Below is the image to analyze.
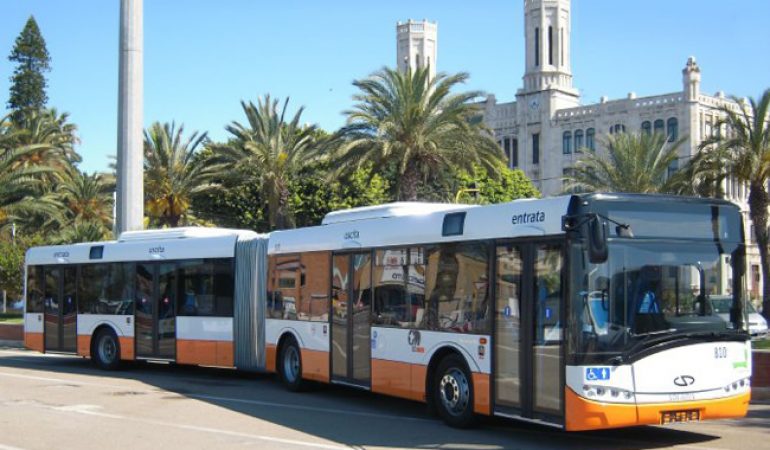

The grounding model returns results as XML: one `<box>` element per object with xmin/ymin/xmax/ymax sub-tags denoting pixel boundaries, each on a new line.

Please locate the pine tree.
<box><xmin>7</xmin><ymin>16</ymin><xmax>51</xmax><ymax>118</ymax></box>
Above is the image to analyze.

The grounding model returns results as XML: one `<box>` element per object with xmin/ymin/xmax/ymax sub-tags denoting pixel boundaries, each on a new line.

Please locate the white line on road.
<box><xmin>10</xmin><ymin>400</ymin><xmax>350</xmax><ymax>450</ymax></box>
<box><xmin>0</xmin><ymin>445</ymin><xmax>26</xmax><ymax>450</ymax></box>
<box><xmin>0</xmin><ymin>366</ymin><xmax>431</xmax><ymax>423</ymax></box>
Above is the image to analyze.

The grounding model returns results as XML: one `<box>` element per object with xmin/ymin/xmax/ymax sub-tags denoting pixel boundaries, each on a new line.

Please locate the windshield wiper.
<box><xmin>610</xmin><ymin>329</ymin><xmax>746</xmax><ymax>364</ymax></box>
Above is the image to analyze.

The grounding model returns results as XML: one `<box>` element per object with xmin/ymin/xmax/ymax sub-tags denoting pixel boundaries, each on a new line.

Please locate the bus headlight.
<box><xmin>582</xmin><ymin>385</ymin><xmax>635</xmax><ymax>403</ymax></box>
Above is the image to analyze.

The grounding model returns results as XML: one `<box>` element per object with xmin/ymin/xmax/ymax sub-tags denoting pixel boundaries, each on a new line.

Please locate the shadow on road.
<box><xmin>0</xmin><ymin>350</ymin><xmax>734</xmax><ymax>450</ymax></box>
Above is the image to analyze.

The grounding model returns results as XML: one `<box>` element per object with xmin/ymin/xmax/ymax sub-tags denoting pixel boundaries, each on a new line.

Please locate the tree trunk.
<box><xmin>399</xmin><ymin>162</ymin><xmax>421</xmax><ymax>201</ymax></box>
<box><xmin>748</xmin><ymin>184</ymin><xmax>770</xmax><ymax>321</ymax></box>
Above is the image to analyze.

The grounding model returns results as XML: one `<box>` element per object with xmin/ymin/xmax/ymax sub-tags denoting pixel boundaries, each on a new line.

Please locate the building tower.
<box><xmin>521</xmin><ymin>0</ymin><xmax>577</xmax><ymax>97</ymax></box>
<box><xmin>682</xmin><ymin>56</ymin><xmax>702</xmax><ymax>156</ymax></box>
<box><xmin>396</xmin><ymin>20</ymin><xmax>437</xmax><ymax>80</ymax></box>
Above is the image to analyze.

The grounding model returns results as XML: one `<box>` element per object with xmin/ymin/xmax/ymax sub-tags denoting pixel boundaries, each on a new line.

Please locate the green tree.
<box><xmin>454</xmin><ymin>163</ymin><xmax>540</xmax><ymax>204</ymax></box>
<box><xmin>144</xmin><ymin>122</ymin><xmax>221</xmax><ymax>228</ymax></box>
<box><xmin>9</xmin><ymin>108</ymin><xmax>80</xmax><ymax>174</ymax></box>
<box><xmin>56</xmin><ymin>166</ymin><xmax>114</xmax><ymax>236</ymax></box>
<box><xmin>0</xmin><ymin>235</ymin><xmax>41</xmax><ymax>301</ymax></box>
<box><xmin>7</xmin><ymin>16</ymin><xmax>51</xmax><ymax>119</ymax></box>
<box><xmin>564</xmin><ymin>132</ymin><xmax>686</xmax><ymax>194</ymax></box>
<box><xmin>214</xmin><ymin>96</ymin><xmax>321</xmax><ymax>230</ymax></box>
<box><xmin>0</xmin><ymin>145</ymin><xmax>57</xmax><ymax>234</ymax></box>
<box><xmin>333</xmin><ymin>66</ymin><xmax>505</xmax><ymax>201</ymax></box>
<box><xmin>694</xmin><ymin>90</ymin><xmax>770</xmax><ymax>319</ymax></box>
<box><xmin>289</xmin><ymin>162</ymin><xmax>390</xmax><ymax>228</ymax></box>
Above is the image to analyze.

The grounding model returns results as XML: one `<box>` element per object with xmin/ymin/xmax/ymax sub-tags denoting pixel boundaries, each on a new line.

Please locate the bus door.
<box><xmin>494</xmin><ymin>241</ymin><xmax>564</xmax><ymax>422</ymax></box>
<box><xmin>43</xmin><ymin>266</ymin><xmax>77</xmax><ymax>353</ymax></box>
<box><xmin>331</xmin><ymin>252</ymin><xmax>372</xmax><ymax>387</ymax></box>
<box><xmin>135</xmin><ymin>262</ymin><xmax>177</xmax><ymax>359</ymax></box>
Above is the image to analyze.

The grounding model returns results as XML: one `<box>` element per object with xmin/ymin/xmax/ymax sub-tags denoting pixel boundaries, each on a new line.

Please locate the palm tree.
<box><xmin>564</xmin><ymin>132</ymin><xmax>686</xmax><ymax>193</ymax></box>
<box><xmin>694</xmin><ymin>90</ymin><xmax>770</xmax><ymax>319</ymax></box>
<box><xmin>7</xmin><ymin>108</ymin><xmax>80</xmax><ymax>172</ymax></box>
<box><xmin>0</xmin><ymin>146</ymin><xmax>58</xmax><ymax>234</ymax></box>
<box><xmin>214</xmin><ymin>95</ymin><xmax>320</xmax><ymax>230</ymax></box>
<box><xmin>144</xmin><ymin>122</ymin><xmax>221</xmax><ymax>228</ymax></box>
<box><xmin>58</xmin><ymin>166</ymin><xmax>114</xmax><ymax>231</ymax></box>
<box><xmin>333</xmin><ymin>66</ymin><xmax>504</xmax><ymax>201</ymax></box>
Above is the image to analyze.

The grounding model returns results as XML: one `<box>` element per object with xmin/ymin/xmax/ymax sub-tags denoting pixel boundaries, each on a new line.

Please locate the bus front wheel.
<box><xmin>279</xmin><ymin>337</ymin><xmax>304</xmax><ymax>392</ymax></box>
<box><xmin>92</xmin><ymin>328</ymin><xmax>121</xmax><ymax>371</ymax></box>
<box><xmin>434</xmin><ymin>354</ymin><xmax>476</xmax><ymax>428</ymax></box>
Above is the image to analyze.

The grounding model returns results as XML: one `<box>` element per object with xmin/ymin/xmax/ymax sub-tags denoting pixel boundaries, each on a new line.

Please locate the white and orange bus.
<box><xmin>24</xmin><ymin>194</ymin><xmax>753</xmax><ymax>430</ymax></box>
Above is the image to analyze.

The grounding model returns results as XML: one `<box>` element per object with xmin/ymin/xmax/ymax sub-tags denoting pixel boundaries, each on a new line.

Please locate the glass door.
<box><xmin>494</xmin><ymin>245</ymin><xmax>523</xmax><ymax>409</ymax></box>
<box><xmin>43</xmin><ymin>267</ymin><xmax>60</xmax><ymax>351</ymax></box>
<box><xmin>61</xmin><ymin>267</ymin><xmax>77</xmax><ymax>352</ymax></box>
<box><xmin>331</xmin><ymin>252</ymin><xmax>372</xmax><ymax>386</ymax></box>
<box><xmin>135</xmin><ymin>262</ymin><xmax>177</xmax><ymax>359</ymax></box>
<box><xmin>494</xmin><ymin>241</ymin><xmax>564</xmax><ymax>420</ymax></box>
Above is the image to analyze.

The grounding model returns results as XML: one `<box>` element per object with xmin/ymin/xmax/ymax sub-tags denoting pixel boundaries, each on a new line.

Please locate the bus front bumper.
<box><xmin>564</xmin><ymin>387</ymin><xmax>751</xmax><ymax>431</ymax></box>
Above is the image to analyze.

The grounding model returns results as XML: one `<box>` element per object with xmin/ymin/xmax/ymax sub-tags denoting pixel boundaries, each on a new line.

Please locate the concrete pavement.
<box><xmin>0</xmin><ymin>348</ymin><xmax>767</xmax><ymax>450</ymax></box>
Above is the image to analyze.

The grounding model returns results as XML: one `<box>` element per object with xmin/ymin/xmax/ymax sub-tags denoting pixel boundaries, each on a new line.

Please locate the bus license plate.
<box><xmin>661</xmin><ymin>410</ymin><xmax>700</xmax><ymax>424</ymax></box>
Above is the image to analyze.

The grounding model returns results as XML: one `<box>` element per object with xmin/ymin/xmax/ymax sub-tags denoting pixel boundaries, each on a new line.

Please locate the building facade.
<box><xmin>400</xmin><ymin>0</ymin><xmax>762</xmax><ymax>300</ymax></box>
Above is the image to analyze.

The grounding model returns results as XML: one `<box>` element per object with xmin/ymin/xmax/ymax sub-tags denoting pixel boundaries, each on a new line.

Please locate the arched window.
<box><xmin>563</xmin><ymin>131</ymin><xmax>572</xmax><ymax>154</ymax></box>
<box><xmin>654</xmin><ymin>119</ymin><xmax>665</xmax><ymax>135</ymax></box>
<box><xmin>586</xmin><ymin>128</ymin><xmax>595</xmax><ymax>151</ymax></box>
<box><xmin>667</xmin><ymin>118</ymin><xmax>678</xmax><ymax>142</ymax></box>
<box><xmin>534</xmin><ymin>27</ymin><xmax>540</xmax><ymax>67</ymax></box>
<box><xmin>574</xmin><ymin>129</ymin><xmax>584</xmax><ymax>152</ymax></box>
<box><xmin>610</xmin><ymin>124</ymin><xmax>625</xmax><ymax>134</ymax></box>
<box><xmin>641</xmin><ymin>121</ymin><xmax>652</xmax><ymax>135</ymax></box>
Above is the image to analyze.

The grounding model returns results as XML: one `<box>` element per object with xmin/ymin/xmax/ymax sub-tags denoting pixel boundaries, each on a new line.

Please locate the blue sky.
<box><xmin>1</xmin><ymin>0</ymin><xmax>769</xmax><ymax>173</ymax></box>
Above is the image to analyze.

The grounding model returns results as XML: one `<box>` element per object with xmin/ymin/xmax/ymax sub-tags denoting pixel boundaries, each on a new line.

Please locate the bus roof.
<box><xmin>269</xmin><ymin>196</ymin><xmax>575</xmax><ymax>255</ymax></box>
<box><xmin>26</xmin><ymin>227</ymin><xmax>261</xmax><ymax>266</ymax></box>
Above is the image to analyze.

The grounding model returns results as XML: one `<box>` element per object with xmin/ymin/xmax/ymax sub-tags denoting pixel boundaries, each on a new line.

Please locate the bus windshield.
<box><xmin>571</xmin><ymin>240</ymin><xmax>746</xmax><ymax>364</ymax></box>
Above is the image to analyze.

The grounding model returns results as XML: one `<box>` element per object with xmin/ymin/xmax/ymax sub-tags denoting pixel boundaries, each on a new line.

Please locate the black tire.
<box><xmin>92</xmin><ymin>329</ymin><xmax>121</xmax><ymax>371</ymax></box>
<box><xmin>434</xmin><ymin>354</ymin><xmax>477</xmax><ymax>428</ymax></box>
<box><xmin>278</xmin><ymin>337</ymin><xmax>304</xmax><ymax>392</ymax></box>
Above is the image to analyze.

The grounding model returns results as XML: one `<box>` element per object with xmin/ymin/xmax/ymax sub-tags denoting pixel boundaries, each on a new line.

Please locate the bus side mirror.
<box><xmin>588</xmin><ymin>215</ymin><xmax>609</xmax><ymax>264</ymax></box>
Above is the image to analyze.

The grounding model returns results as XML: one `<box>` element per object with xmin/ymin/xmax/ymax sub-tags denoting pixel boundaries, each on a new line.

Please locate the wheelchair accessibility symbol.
<box><xmin>586</xmin><ymin>367</ymin><xmax>610</xmax><ymax>381</ymax></box>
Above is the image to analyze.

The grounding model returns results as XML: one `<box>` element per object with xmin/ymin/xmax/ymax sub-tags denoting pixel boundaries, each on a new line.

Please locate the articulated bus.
<box><xmin>23</xmin><ymin>194</ymin><xmax>752</xmax><ymax>430</ymax></box>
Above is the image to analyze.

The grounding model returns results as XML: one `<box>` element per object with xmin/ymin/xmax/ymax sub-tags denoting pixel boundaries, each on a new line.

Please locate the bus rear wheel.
<box><xmin>279</xmin><ymin>338</ymin><xmax>304</xmax><ymax>392</ymax></box>
<box><xmin>434</xmin><ymin>354</ymin><xmax>476</xmax><ymax>428</ymax></box>
<box><xmin>92</xmin><ymin>329</ymin><xmax>121</xmax><ymax>371</ymax></box>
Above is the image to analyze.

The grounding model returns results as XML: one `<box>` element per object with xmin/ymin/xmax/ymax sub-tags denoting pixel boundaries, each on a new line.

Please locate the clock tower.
<box><xmin>517</xmin><ymin>0</ymin><xmax>579</xmax><ymax>117</ymax></box>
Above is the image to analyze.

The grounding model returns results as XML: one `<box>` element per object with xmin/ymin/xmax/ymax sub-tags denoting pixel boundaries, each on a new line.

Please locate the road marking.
<box><xmin>0</xmin><ymin>444</ymin><xmax>26</xmax><ymax>450</ymax></box>
<box><xmin>189</xmin><ymin>393</ymin><xmax>433</xmax><ymax>423</ymax></box>
<box><xmin>12</xmin><ymin>400</ymin><xmax>350</xmax><ymax>450</ymax></box>
<box><xmin>0</xmin><ymin>367</ymin><xmax>431</xmax><ymax>424</ymax></box>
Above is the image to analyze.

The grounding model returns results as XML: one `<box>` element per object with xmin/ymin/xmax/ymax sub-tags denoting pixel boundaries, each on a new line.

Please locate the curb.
<box><xmin>0</xmin><ymin>339</ymin><xmax>23</xmax><ymax>348</ymax></box>
<box><xmin>752</xmin><ymin>387</ymin><xmax>770</xmax><ymax>402</ymax></box>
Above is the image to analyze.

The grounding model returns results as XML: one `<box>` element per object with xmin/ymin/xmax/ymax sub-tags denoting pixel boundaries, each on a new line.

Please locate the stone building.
<box><xmin>399</xmin><ymin>0</ymin><xmax>763</xmax><ymax>300</ymax></box>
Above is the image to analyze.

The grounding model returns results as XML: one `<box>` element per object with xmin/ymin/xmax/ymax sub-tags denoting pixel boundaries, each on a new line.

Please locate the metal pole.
<box><xmin>116</xmin><ymin>0</ymin><xmax>144</xmax><ymax>236</ymax></box>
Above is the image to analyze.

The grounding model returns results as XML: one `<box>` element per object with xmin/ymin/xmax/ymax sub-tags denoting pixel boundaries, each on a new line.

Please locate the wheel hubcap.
<box><xmin>284</xmin><ymin>346</ymin><xmax>300</xmax><ymax>383</ymax></box>
<box><xmin>439</xmin><ymin>368</ymin><xmax>470</xmax><ymax>416</ymax></box>
<box><xmin>99</xmin><ymin>337</ymin><xmax>116</xmax><ymax>363</ymax></box>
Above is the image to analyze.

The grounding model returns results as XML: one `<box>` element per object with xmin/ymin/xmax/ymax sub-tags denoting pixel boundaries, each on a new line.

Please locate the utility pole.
<box><xmin>116</xmin><ymin>0</ymin><xmax>144</xmax><ymax>236</ymax></box>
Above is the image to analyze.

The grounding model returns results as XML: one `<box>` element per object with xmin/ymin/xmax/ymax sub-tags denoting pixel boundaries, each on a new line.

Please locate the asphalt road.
<box><xmin>0</xmin><ymin>348</ymin><xmax>767</xmax><ymax>450</ymax></box>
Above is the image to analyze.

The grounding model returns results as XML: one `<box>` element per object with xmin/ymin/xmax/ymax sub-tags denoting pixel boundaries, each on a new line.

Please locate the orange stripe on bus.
<box><xmin>119</xmin><ymin>337</ymin><xmax>135</xmax><ymax>361</ymax></box>
<box><xmin>266</xmin><ymin>344</ymin><xmax>277</xmax><ymax>373</ymax></box>
<box><xmin>176</xmin><ymin>339</ymin><xmax>232</xmax><ymax>367</ymax></box>
<box><xmin>565</xmin><ymin>387</ymin><xmax>750</xmax><ymax>431</ymax></box>
<box><xmin>472</xmin><ymin>372</ymin><xmax>491</xmax><ymax>415</ymax></box>
<box><xmin>216</xmin><ymin>341</ymin><xmax>233</xmax><ymax>367</ymax></box>
<box><xmin>301</xmin><ymin>349</ymin><xmax>329</xmax><ymax>382</ymax></box>
<box><xmin>24</xmin><ymin>332</ymin><xmax>43</xmax><ymax>353</ymax></box>
<box><xmin>371</xmin><ymin>359</ymin><xmax>426</xmax><ymax>402</ymax></box>
<box><xmin>77</xmin><ymin>335</ymin><xmax>91</xmax><ymax>357</ymax></box>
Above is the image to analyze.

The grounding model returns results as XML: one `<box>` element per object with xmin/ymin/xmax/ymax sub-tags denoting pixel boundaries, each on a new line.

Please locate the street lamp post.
<box><xmin>116</xmin><ymin>0</ymin><xmax>144</xmax><ymax>236</ymax></box>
